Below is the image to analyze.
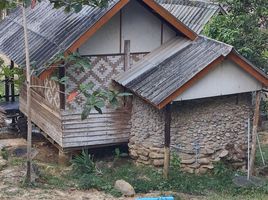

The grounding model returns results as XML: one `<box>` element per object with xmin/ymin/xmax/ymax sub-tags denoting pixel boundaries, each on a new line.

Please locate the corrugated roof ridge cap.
<box><xmin>115</xmin><ymin>36</ymin><xmax>191</xmax><ymax>85</ymax></box>
<box><xmin>199</xmin><ymin>35</ymin><xmax>233</xmax><ymax>56</ymax></box>
<box><xmin>156</xmin><ymin>0</ymin><xmax>221</xmax><ymax>9</ymax></box>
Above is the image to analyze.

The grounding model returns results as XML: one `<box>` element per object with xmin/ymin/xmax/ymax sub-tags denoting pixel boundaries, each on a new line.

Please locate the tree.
<box><xmin>0</xmin><ymin>0</ymin><xmax>108</xmax><ymax>12</ymax></box>
<box><xmin>203</xmin><ymin>0</ymin><xmax>268</xmax><ymax>72</ymax></box>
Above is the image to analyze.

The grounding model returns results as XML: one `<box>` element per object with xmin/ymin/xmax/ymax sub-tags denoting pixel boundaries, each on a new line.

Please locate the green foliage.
<box><xmin>71</xmin><ymin>150</ymin><xmax>95</xmax><ymax>175</ymax></box>
<box><xmin>79</xmin><ymin>85</ymin><xmax>132</xmax><ymax>120</ymax></box>
<box><xmin>213</xmin><ymin>161</ymin><xmax>231</xmax><ymax>177</ymax></box>
<box><xmin>260</xmin><ymin>99</ymin><xmax>268</xmax><ymax>116</ymax></box>
<box><xmin>114</xmin><ymin>148</ymin><xmax>120</xmax><ymax>159</ymax></box>
<box><xmin>204</xmin><ymin>0</ymin><xmax>268</xmax><ymax>72</ymax></box>
<box><xmin>77</xmin><ymin>174</ymin><xmax>122</xmax><ymax>197</ymax></box>
<box><xmin>1</xmin><ymin>147</ymin><xmax>8</xmax><ymax>160</ymax></box>
<box><xmin>170</xmin><ymin>152</ymin><xmax>181</xmax><ymax>171</ymax></box>
<box><xmin>49</xmin><ymin>0</ymin><xmax>108</xmax><ymax>12</ymax></box>
<box><xmin>70</xmin><ymin>158</ymin><xmax>268</xmax><ymax>197</ymax></box>
<box><xmin>0</xmin><ymin>58</ymin><xmax>24</xmax><ymax>98</ymax></box>
<box><xmin>0</xmin><ymin>0</ymin><xmax>108</xmax><ymax>11</ymax></box>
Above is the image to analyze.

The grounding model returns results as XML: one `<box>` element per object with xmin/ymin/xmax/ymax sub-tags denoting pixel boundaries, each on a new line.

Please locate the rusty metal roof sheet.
<box><xmin>155</xmin><ymin>0</ymin><xmax>223</xmax><ymax>34</ymax></box>
<box><xmin>0</xmin><ymin>0</ymin><xmax>120</xmax><ymax>75</ymax></box>
<box><xmin>115</xmin><ymin>36</ymin><xmax>233</xmax><ymax>107</ymax></box>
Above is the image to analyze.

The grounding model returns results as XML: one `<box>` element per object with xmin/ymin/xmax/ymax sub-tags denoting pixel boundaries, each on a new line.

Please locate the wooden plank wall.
<box><xmin>61</xmin><ymin>108</ymin><xmax>131</xmax><ymax>148</ymax></box>
<box><xmin>20</xmin><ymin>83</ymin><xmax>63</xmax><ymax>146</ymax></box>
<box><xmin>62</xmin><ymin>53</ymin><xmax>146</xmax><ymax>148</ymax></box>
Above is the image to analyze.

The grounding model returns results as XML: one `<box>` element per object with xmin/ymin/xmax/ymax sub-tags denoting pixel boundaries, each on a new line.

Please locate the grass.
<box><xmin>256</xmin><ymin>144</ymin><xmax>268</xmax><ymax>167</ymax></box>
<box><xmin>7</xmin><ymin>150</ymin><xmax>268</xmax><ymax>199</ymax></box>
<box><xmin>66</xmin><ymin>157</ymin><xmax>268</xmax><ymax>198</ymax></box>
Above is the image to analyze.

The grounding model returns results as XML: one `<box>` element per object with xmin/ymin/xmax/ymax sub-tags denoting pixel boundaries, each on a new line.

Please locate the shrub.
<box><xmin>71</xmin><ymin>150</ymin><xmax>95</xmax><ymax>175</ymax></box>
<box><xmin>170</xmin><ymin>152</ymin><xmax>181</xmax><ymax>171</ymax></box>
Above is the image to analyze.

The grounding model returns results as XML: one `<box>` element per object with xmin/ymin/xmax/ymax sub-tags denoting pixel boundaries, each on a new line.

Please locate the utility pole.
<box><xmin>22</xmin><ymin>4</ymin><xmax>32</xmax><ymax>183</ymax></box>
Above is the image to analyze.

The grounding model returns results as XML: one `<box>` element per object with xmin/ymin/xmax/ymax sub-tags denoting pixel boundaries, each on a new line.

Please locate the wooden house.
<box><xmin>0</xmin><ymin>0</ymin><xmax>266</xmax><ymax>170</ymax></box>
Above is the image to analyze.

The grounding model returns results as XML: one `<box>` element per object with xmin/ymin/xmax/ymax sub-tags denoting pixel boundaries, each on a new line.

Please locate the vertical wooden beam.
<box><xmin>59</xmin><ymin>67</ymin><xmax>65</xmax><ymax>110</ymax></box>
<box><xmin>249</xmin><ymin>91</ymin><xmax>261</xmax><ymax>176</ymax></box>
<box><xmin>124</xmin><ymin>40</ymin><xmax>130</xmax><ymax>71</ymax></box>
<box><xmin>22</xmin><ymin>4</ymin><xmax>33</xmax><ymax>183</ymax></box>
<box><xmin>10</xmin><ymin>60</ymin><xmax>15</xmax><ymax>102</ymax></box>
<box><xmin>119</xmin><ymin>10</ymin><xmax>122</xmax><ymax>53</ymax></box>
<box><xmin>161</xmin><ymin>21</ymin><xmax>164</xmax><ymax>45</ymax></box>
<box><xmin>123</xmin><ymin>40</ymin><xmax>131</xmax><ymax>107</ymax></box>
<box><xmin>4</xmin><ymin>68</ymin><xmax>9</xmax><ymax>102</ymax></box>
<box><xmin>163</xmin><ymin>103</ymin><xmax>171</xmax><ymax>179</ymax></box>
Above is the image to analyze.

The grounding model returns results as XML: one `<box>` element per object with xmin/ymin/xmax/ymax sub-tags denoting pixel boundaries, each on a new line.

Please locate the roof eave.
<box><xmin>156</xmin><ymin>55</ymin><xmax>226</xmax><ymax>109</ymax></box>
<box><xmin>156</xmin><ymin>50</ymin><xmax>268</xmax><ymax>109</ymax></box>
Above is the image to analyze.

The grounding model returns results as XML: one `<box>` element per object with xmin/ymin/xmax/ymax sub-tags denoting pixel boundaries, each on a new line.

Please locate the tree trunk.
<box><xmin>249</xmin><ymin>91</ymin><xmax>261</xmax><ymax>177</ymax></box>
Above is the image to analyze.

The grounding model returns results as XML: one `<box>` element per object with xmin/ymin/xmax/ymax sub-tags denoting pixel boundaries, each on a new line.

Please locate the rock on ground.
<box><xmin>114</xmin><ymin>180</ymin><xmax>135</xmax><ymax>197</ymax></box>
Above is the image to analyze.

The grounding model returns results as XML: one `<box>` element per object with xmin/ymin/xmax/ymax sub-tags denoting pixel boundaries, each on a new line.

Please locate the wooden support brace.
<box><xmin>124</xmin><ymin>40</ymin><xmax>130</xmax><ymax>71</ymax></box>
<box><xmin>249</xmin><ymin>91</ymin><xmax>261</xmax><ymax>176</ymax></box>
<box><xmin>163</xmin><ymin>103</ymin><xmax>171</xmax><ymax>179</ymax></box>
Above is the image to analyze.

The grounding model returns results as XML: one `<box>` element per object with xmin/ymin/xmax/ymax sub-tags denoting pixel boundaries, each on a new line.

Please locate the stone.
<box><xmin>140</xmin><ymin>149</ymin><xmax>149</xmax><ymax>157</ymax></box>
<box><xmin>139</xmin><ymin>155</ymin><xmax>149</xmax><ymax>161</ymax></box>
<box><xmin>129</xmin><ymin>150</ymin><xmax>138</xmax><ymax>159</ymax></box>
<box><xmin>129</xmin><ymin>94</ymin><xmax>251</xmax><ymax>172</ymax></box>
<box><xmin>198</xmin><ymin>158</ymin><xmax>210</xmax><ymax>164</ymax></box>
<box><xmin>137</xmin><ymin>159</ymin><xmax>151</xmax><ymax>165</ymax></box>
<box><xmin>184</xmin><ymin>167</ymin><xmax>194</xmax><ymax>174</ymax></box>
<box><xmin>114</xmin><ymin>180</ymin><xmax>135</xmax><ymax>197</ymax></box>
<box><xmin>202</xmin><ymin>164</ymin><xmax>214</xmax><ymax>169</ymax></box>
<box><xmin>149</xmin><ymin>152</ymin><xmax>164</xmax><ymax>159</ymax></box>
<box><xmin>204</xmin><ymin>148</ymin><xmax>215</xmax><ymax>155</ymax></box>
<box><xmin>179</xmin><ymin>153</ymin><xmax>193</xmax><ymax>160</ymax></box>
<box><xmin>219</xmin><ymin>150</ymin><xmax>229</xmax><ymax>158</ymax></box>
<box><xmin>199</xmin><ymin>167</ymin><xmax>208</xmax><ymax>174</ymax></box>
<box><xmin>153</xmin><ymin>159</ymin><xmax>164</xmax><ymax>166</ymax></box>
<box><xmin>181</xmin><ymin>159</ymin><xmax>195</xmax><ymax>164</ymax></box>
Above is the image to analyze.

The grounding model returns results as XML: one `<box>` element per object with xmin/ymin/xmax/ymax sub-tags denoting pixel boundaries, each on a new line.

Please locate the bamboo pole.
<box><xmin>22</xmin><ymin>4</ymin><xmax>32</xmax><ymax>183</ymax></box>
<box><xmin>163</xmin><ymin>103</ymin><xmax>171</xmax><ymax>179</ymax></box>
<box><xmin>249</xmin><ymin>91</ymin><xmax>261</xmax><ymax>177</ymax></box>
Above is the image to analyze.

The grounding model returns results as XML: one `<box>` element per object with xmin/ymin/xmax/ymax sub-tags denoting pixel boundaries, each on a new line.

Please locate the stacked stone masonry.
<box><xmin>129</xmin><ymin>93</ymin><xmax>253</xmax><ymax>174</ymax></box>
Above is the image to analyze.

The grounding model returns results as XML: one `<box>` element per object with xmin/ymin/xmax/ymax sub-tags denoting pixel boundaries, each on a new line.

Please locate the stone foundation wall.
<box><xmin>129</xmin><ymin>93</ymin><xmax>252</xmax><ymax>173</ymax></box>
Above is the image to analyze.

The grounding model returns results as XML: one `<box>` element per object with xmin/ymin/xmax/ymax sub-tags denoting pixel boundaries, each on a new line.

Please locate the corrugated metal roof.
<box><xmin>155</xmin><ymin>0</ymin><xmax>223</xmax><ymax>34</ymax></box>
<box><xmin>0</xmin><ymin>0</ymin><xmax>120</xmax><ymax>75</ymax></box>
<box><xmin>115</xmin><ymin>36</ymin><xmax>233</xmax><ymax>106</ymax></box>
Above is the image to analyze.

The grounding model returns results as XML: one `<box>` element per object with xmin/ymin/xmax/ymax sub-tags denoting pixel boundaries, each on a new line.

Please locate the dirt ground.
<box><xmin>0</xmin><ymin>128</ymin><xmax>204</xmax><ymax>200</ymax></box>
<box><xmin>1</xmin><ymin>128</ymin><xmax>268</xmax><ymax>200</ymax></box>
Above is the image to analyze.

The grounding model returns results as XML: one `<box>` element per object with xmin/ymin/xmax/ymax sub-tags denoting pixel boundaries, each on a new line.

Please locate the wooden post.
<box><xmin>59</xmin><ymin>66</ymin><xmax>65</xmax><ymax>110</ymax></box>
<box><xmin>123</xmin><ymin>40</ymin><xmax>131</xmax><ymax>107</ymax></box>
<box><xmin>249</xmin><ymin>91</ymin><xmax>261</xmax><ymax>177</ymax></box>
<box><xmin>163</xmin><ymin>103</ymin><xmax>171</xmax><ymax>179</ymax></box>
<box><xmin>22</xmin><ymin>5</ymin><xmax>33</xmax><ymax>183</ymax></box>
<box><xmin>4</xmin><ymin>71</ymin><xmax>9</xmax><ymax>102</ymax></box>
<box><xmin>124</xmin><ymin>40</ymin><xmax>130</xmax><ymax>71</ymax></box>
<box><xmin>10</xmin><ymin>60</ymin><xmax>15</xmax><ymax>102</ymax></box>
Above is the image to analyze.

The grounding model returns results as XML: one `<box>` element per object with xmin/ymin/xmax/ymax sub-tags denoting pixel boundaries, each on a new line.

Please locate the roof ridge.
<box><xmin>156</xmin><ymin>0</ymin><xmax>221</xmax><ymax>8</ymax></box>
